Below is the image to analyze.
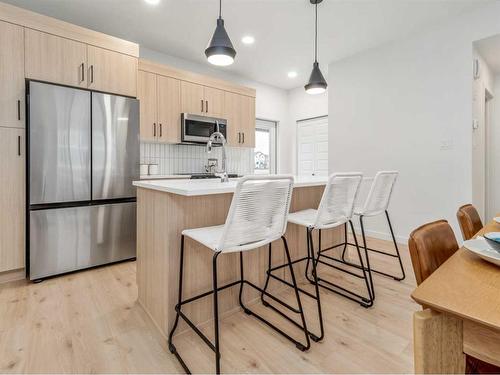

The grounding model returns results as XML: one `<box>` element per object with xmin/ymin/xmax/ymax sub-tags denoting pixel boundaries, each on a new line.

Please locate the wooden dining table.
<box><xmin>411</xmin><ymin>218</ymin><xmax>500</xmax><ymax>373</ymax></box>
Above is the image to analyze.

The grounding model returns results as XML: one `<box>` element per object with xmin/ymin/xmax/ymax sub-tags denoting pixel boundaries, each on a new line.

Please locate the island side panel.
<box><xmin>137</xmin><ymin>185</ymin><xmax>343</xmax><ymax>338</ymax></box>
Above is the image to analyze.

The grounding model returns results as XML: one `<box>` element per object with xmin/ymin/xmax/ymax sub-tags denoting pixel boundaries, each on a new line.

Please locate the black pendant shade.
<box><xmin>305</xmin><ymin>0</ymin><xmax>327</xmax><ymax>94</ymax></box>
<box><xmin>205</xmin><ymin>1</ymin><xmax>236</xmax><ymax>66</ymax></box>
<box><xmin>305</xmin><ymin>62</ymin><xmax>327</xmax><ymax>94</ymax></box>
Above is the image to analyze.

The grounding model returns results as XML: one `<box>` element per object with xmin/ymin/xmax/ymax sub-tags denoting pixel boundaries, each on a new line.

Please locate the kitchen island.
<box><xmin>133</xmin><ymin>176</ymin><xmax>343</xmax><ymax>338</ymax></box>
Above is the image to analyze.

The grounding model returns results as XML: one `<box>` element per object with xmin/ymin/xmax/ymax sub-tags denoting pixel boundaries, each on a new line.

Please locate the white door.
<box><xmin>297</xmin><ymin>116</ymin><xmax>328</xmax><ymax>176</ymax></box>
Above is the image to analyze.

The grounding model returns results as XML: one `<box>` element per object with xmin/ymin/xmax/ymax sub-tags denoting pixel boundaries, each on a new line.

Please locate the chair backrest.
<box><xmin>218</xmin><ymin>175</ymin><xmax>294</xmax><ymax>253</ymax></box>
<box><xmin>456</xmin><ymin>204</ymin><xmax>483</xmax><ymax>241</ymax></box>
<box><xmin>314</xmin><ymin>173</ymin><xmax>363</xmax><ymax>229</ymax></box>
<box><xmin>360</xmin><ymin>171</ymin><xmax>398</xmax><ymax>216</ymax></box>
<box><xmin>408</xmin><ymin>219</ymin><xmax>459</xmax><ymax>285</ymax></box>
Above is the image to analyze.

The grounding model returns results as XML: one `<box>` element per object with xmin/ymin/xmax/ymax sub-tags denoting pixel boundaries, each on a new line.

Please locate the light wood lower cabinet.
<box><xmin>0</xmin><ymin>127</ymin><xmax>25</xmax><ymax>273</ymax></box>
<box><xmin>25</xmin><ymin>28</ymin><xmax>87</xmax><ymax>88</ymax></box>
<box><xmin>0</xmin><ymin>21</ymin><xmax>25</xmax><ymax>128</ymax></box>
<box><xmin>87</xmin><ymin>45</ymin><xmax>137</xmax><ymax>97</ymax></box>
<box><xmin>224</xmin><ymin>91</ymin><xmax>256</xmax><ymax>147</ymax></box>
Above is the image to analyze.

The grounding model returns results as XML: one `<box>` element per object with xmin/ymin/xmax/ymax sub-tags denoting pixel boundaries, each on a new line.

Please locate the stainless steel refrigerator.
<box><xmin>27</xmin><ymin>81</ymin><xmax>139</xmax><ymax>280</ymax></box>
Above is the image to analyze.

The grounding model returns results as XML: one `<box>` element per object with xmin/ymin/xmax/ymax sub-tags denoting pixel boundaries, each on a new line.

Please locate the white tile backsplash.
<box><xmin>140</xmin><ymin>142</ymin><xmax>254</xmax><ymax>176</ymax></box>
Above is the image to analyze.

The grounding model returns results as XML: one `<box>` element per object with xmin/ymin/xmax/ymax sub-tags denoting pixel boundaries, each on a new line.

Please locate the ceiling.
<box><xmin>3</xmin><ymin>0</ymin><xmax>491</xmax><ymax>90</ymax></box>
<box><xmin>475</xmin><ymin>34</ymin><xmax>500</xmax><ymax>74</ymax></box>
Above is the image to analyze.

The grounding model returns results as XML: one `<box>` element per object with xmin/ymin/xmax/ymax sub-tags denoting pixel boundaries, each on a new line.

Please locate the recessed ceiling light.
<box><xmin>241</xmin><ymin>36</ymin><xmax>255</xmax><ymax>45</ymax></box>
<box><xmin>144</xmin><ymin>0</ymin><xmax>160</xmax><ymax>5</ymax></box>
<box><xmin>288</xmin><ymin>71</ymin><xmax>298</xmax><ymax>78</ymax></box>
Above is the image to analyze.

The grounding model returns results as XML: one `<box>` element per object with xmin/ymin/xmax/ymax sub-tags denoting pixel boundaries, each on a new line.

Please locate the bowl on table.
<box><xmin>463</xmin><ymin>234</ymin><xmax>500</xmax><ymax>267</ymax></box>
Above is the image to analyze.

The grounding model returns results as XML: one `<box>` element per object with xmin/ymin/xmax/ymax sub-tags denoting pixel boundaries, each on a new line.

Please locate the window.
<box><xmin>254</xmin><ymin>119</ymin><xmax>277</xmax><ymax>174</ymax></box>
<box><xmin>297</xmin><ymin>116</ymin><xmax>328</xmax><ymax>176</ymax></box>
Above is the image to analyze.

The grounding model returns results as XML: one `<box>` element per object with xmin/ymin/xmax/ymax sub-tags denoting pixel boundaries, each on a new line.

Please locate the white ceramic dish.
<box><xmin>494</xmin><ymin>217</ymin><xmax>500</xmax><ymax>224</ymax></box>
<box><xmin>463</xmin><ymin>237</ymin><xmax>500</xmax><ymax>267</ymax></box>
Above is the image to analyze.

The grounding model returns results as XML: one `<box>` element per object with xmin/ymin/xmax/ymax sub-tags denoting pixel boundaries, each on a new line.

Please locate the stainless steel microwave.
<box><xmin>181</xmin><ymin>113</ymin><xmax>227</xmax><ymax>144</ymax></box>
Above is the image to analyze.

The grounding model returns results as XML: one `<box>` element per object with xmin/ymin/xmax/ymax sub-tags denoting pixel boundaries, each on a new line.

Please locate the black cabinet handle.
<box><xmin>238</xmin><ymin>132</ymin><xmax>241</xmax><ymax>143</ymax></box>
<box><xmin>80</xmin><ymin>63</ymin><xmax>85</xmax><ymax>82</ymax></box>
<box><xmin>17</xmin><ymin>136</ymin><xmax>21</xmax><ymax>156</ymax></box>
<box><xmin>153</xmin><ymin>123</ymin><xmax>156</xmax><ymax>137</ymax></box>
<box><xmin>206</xmin><ymin>100</ymin><xmax>208</xmax><ymax>113</ymax></box>
<box><xmin>159</xmin><ymin>123</ymin><xmax>162</xmax><ymax>137</ymax></box>
<box><xmin>90</xmin><ymin>65</ymin><xmax>94</xmax><ymax>84</ymax></box>
<box><xmin>17</xmin><ymin>100</ymin><xmax>21</xmax><ymax>121</ymax></box>
<box><xmin>201</xmin><ymin>99</ymin><xmax>204</xmax><ymax>113</ymax></box>
<box><xmin>242</xmin><ymin>132</ymin><xmax>245</xmax><ymax>144</ymax></box>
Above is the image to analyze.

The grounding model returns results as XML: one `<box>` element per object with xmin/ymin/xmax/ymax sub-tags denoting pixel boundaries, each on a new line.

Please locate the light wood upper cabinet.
<box><xmin>224</xmin><ymin>92</ymin><xmax>255</xmax><ymax>148</ymax></box>
<box><xmin>138</xmin><ymin>70</ymin><xmax>157</xmax><ymax>142</ymax></box>
<box><xmin>25</xmin><ymin>28</ymin><xmax>87</xmax><ymax>88</ymax></box>
<box><xmin>0</xmin><ymin>21</ymin><xmax>24</xmax><ymax>128</ymax></box>
<box><xmin>204</xmin><ymin>86</ymin><xmax>224</xmax><ymax>117</ymax></box>
<box><xmin>0</xmin><ymin>127</ymin><xmax>25</xmax><ymax>273</ymax></box>
<box><xmin>157</xmin><ymin>75</ymin><xmax>181</xmax><ymax>143</ymax></box>
<box><xmin>181</xmin><ymin>81</ymin><xmax>205</xmax><ymax>115</ymax></box>
<box><xmin>25</xmin><ymin>29</ymin><xmax>138</xmax><ymax>97</ymax></box>
<box><xmin>87</xmin><ymin>45</ymin><xmax>137</xmax><ymax>97</ymax></box>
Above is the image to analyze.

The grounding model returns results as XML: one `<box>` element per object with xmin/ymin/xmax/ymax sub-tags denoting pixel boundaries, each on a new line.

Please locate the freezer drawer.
<box><xmin>29</xmin><ymin>81</ymin><xmax>91</xmax><ymax>205</ymax></box>
<box><xmin>29</xmin><ymin>202</ymin><xmax>136</xmax><ymax>280</ymax></box>
<box><xmin>92</xmin><ymin>93</ymin><xmax>139</xmax><ymax>200</ymax></box>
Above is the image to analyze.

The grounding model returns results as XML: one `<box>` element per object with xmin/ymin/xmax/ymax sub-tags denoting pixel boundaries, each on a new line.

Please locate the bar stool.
<box><xmin>168</xmin><ymin>176</ymin><xmax>311</xmax><ymax>374</ymax></box>
<box><xmin>262</xmin><ymin>173</ymin><xmax>373</xmax><ymax>338</ymax></box>
<box><xmin>340</xmin><ymin>170</ymin><xmax>404</xmax><ymax>301</ymax></box>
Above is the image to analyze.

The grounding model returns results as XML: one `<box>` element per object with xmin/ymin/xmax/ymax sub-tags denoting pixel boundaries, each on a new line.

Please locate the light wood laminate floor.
<box><xmin>0</xmin><ymin>236</ymin><xmax>419</xmax><ymax>373</ymax></box>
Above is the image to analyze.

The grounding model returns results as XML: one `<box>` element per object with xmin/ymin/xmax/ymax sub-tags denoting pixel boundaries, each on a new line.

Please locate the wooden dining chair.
<box><xmin>409</xmin><ymin>219</ymin><xmax>499</xmax><ymax>374</ymax></box>
<box><xmin>407</xmin><ymin>219</ymin><xmax>458</xmax><ymax>285</ymax></box>
<box><xmin>456</xmin><ymin>204</ymin><xmax>483</xmax><ymax>241</ymax></box>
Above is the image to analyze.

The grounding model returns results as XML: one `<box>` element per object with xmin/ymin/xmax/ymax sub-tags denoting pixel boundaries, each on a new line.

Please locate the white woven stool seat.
<box><xmin>182</xmin><ymin>225</ymin><xmax>225</xmax><ymax>252</ymax></box>
<box><xmin>287</xmin><ymin>209</ymin><xmax>318</xmax><ymax>228</ymax></box>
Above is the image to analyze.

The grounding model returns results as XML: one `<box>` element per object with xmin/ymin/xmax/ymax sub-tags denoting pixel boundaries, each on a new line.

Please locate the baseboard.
<box><xmin>0</xmin><ymin>268</ymin><xmax>26</xmax><ymax>284</ymax></box>
<box><xmin>350</xmin><ymin>226</ymin><xmax>408</xmax><ymax>245</ymax></box>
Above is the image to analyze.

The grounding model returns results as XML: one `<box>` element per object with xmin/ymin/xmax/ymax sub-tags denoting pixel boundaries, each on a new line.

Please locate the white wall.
<box><xmin>284</xmin><ymin>87</ymin><xmax>329</xmax><ymax>174</ymax></box>
<box><xmin>487</xmin><ymin>75</ymin><xmax>500</xmax><ymax>220</ymax></box>
<box><xmin>328</xmin><ymin>1</ymin><xmax>500</xmax><ymax>243</ymax></box>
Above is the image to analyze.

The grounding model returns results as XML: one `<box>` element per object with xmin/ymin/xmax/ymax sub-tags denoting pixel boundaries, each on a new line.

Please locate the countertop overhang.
<box><xmin>133</xmin><ymin>175</ymin><xmax>328</xmax><ymax>196</ymax></box>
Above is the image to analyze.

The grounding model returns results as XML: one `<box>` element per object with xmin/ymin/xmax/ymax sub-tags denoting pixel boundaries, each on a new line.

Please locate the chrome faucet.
<box><xmin>207</xmin><ymin>124</ymin><xmax>229</xmax><ymax>183</ymax></box>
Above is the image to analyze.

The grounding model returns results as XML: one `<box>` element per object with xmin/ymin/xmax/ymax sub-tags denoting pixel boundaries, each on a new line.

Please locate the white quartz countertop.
<box><xmin>133</xmin><ymin>175</ymin><xmax>328</xmax><ymax>196</ymax></box>
<box><xmin>139</xmin><ymin>174</ymin><xmax>191</xmax><ymax>180</ymax></box>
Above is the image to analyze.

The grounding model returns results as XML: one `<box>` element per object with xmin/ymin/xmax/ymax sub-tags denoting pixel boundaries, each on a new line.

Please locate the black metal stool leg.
<box><xmin>359</xmin><ymin>215</ymin><xmax>375</xmax><ymax>300</ymax></box>
<box><xmin>348</xmin><ymin>220</ymin><xmax>373</xmax><ymax>306</ymax></box>
<box><xmin>307</xmin><ymin>228</ymin><xmax>325</xmax><ymax>341</ymax></box>
<box><xmin>385</xmin><ymin>210</ymin><xmax>406</xmax><ymax>281</ymax></box>
<box><xmin>341</xmin><ymin>222</ymin><xmax>348</xmax><ymax>261</ymax></box>
<box><xmin>212</xmin><ymin>252</ymin><xmax>221</xmax><ymax>374</ymax></box>
<box><xmin>168</xmin><ymin>235</ymin><xmax>191</xmax><ymax>374</ymax></box>
<box><xmin>260</xmin><ymin>243</ymin><xmax>273</xmax><ymax>306</ymax></box>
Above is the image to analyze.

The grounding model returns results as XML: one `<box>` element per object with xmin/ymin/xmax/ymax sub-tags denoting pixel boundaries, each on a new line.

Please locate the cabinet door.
<box><xmin>0</xmin><ymin>22</ymin><xmax>24</xmax><ymax>128</ymax></box>
<box><xmin>87</xmin><ymin>45</ymin><xmax>138</xmax><ymax>97</ymax></box>
<box><xmin>138</xmin><ymin>70</ymin><xmax>157</xmax><ymax>142</ymax></box>
<box><xmin>241</xmin><ymin>95</ymin><xmax>256</xmax><ymax>147</ymax></box>
<box><xmin>224</xmin><ymin>91</ymin><xmax>243</xmax><ymax>147</ymax></box>
<box><xmin>0</xmin><ymin>127</ymin><xmax>25</xmax><ymax>272</ymax></box>
<box><xmin>25</xmin><ymin>29</ymin><xmax>87</xmax><ymax>88</ymax></box>
<box><xmin>204</xmin><ymin>86</ymin><xmax>224</xmax><ymax>117</ymax></box>
<box><xmin>157</xmin><ymin>75</ymin><xmax>181</xmax><ymax>143</ymax></box>
<box><xmin>181</xmin><ymin>81</ymin><xmax>205</xmax><ymax>115</ymax></box>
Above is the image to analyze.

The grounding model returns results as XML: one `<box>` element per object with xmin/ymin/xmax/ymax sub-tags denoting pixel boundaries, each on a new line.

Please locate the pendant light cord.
<box><xmin>219</xmin><ymin>0</ymin><xmax>222</xmax><ymax>19</ymax></box>
<box><xmin>315</xmin><ymin>1</ymin><xmax>318</xmax><ymax>63</ymax></box>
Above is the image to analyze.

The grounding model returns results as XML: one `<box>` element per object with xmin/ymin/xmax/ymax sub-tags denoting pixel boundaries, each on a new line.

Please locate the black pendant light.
<box><xmin>205</xmin><ymin>0</ymin><xmax>236</xmax><ymax>66</ymax></box>
<box><xmin>305</xmin><ymin>0</ymin><xmax>327</xmax><ymax>94</ymax></box>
